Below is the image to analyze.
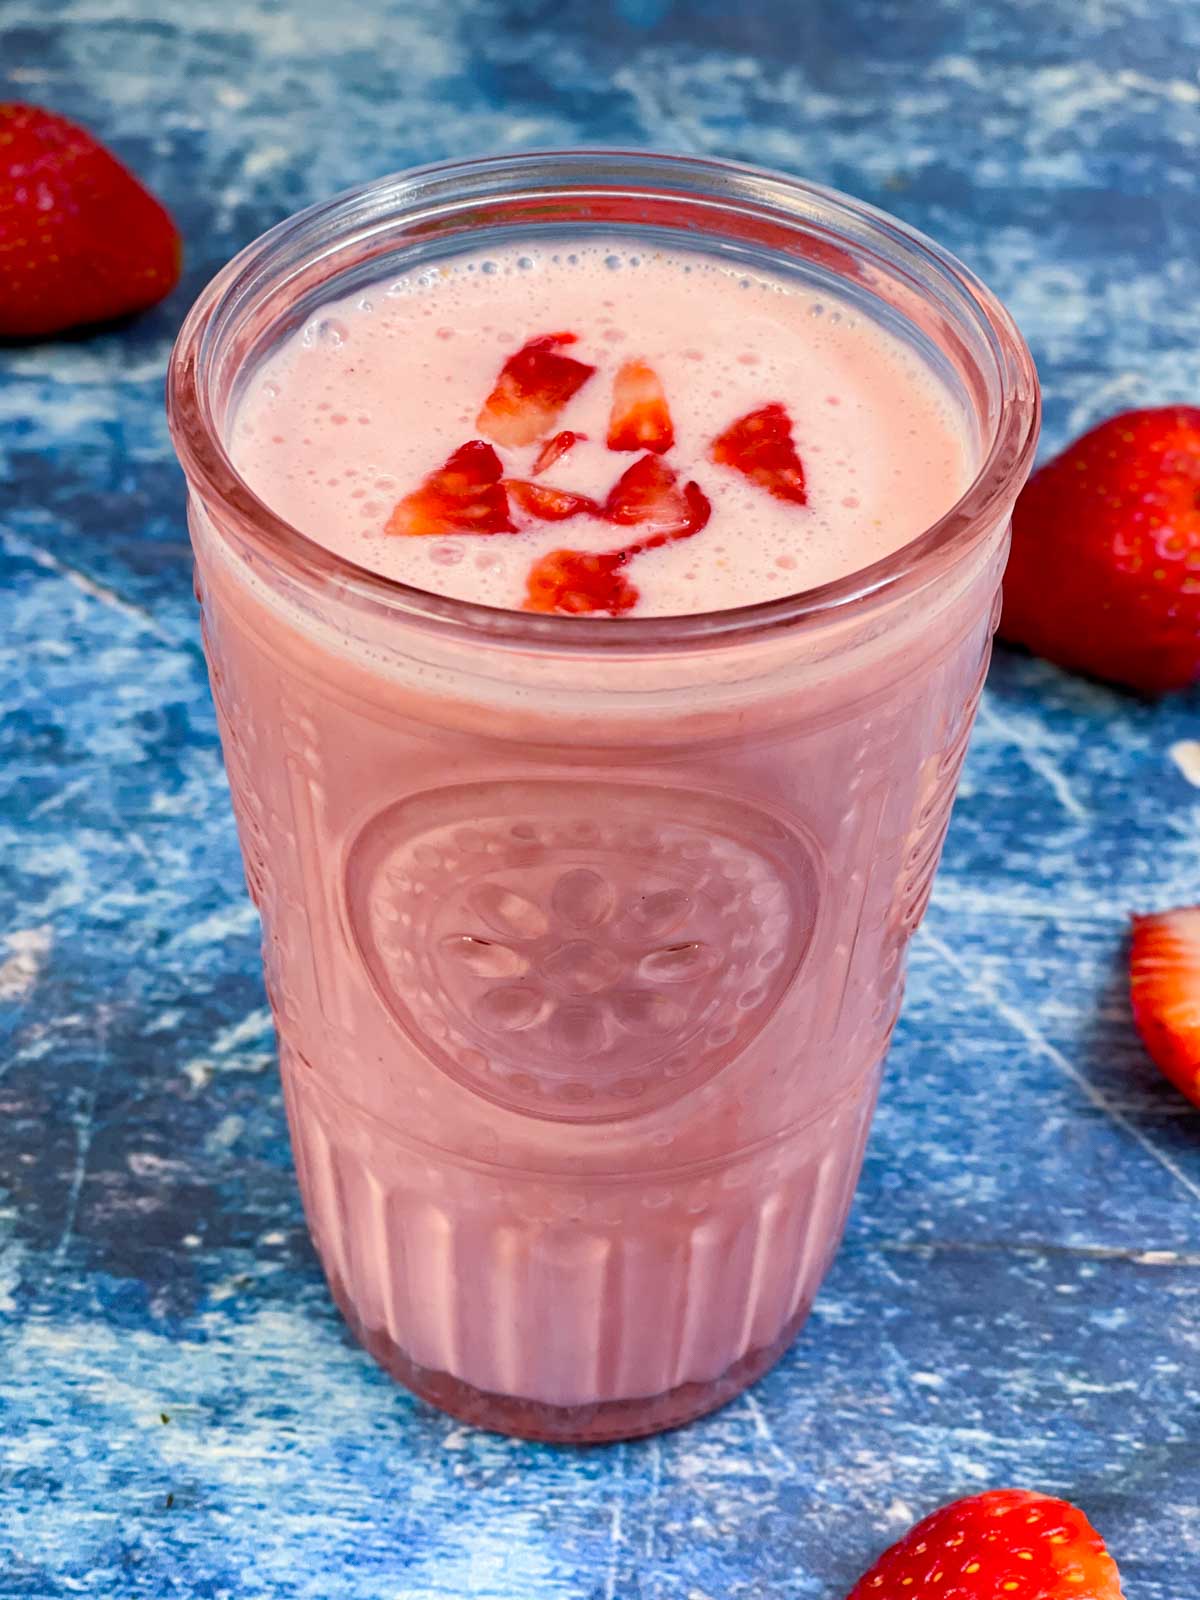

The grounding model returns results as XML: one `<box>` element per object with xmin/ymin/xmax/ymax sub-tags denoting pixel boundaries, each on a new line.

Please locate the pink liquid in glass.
<box><xmin>228</xmin><ymin>246</ymin><xmax>971</xmax><ymax>617</ymax></box>
<box><xmin>170</xmin><ymin>158</ymin><xmax>1037</xmax><ymax>1441</ymax></box>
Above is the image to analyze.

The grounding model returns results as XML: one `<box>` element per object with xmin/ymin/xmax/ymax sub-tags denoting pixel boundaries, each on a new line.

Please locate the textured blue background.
<box><xmin>2</xmin><ymin>2</ymin><xmax>1199</xmax><ymax>1595</ymax></box>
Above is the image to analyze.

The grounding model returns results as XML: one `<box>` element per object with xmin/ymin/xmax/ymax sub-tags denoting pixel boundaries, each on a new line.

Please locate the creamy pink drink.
<box><xmin>228</xmin><ymin>248</ymin><xmax>969</xmax><ymax>616</ymax></box>
<box><xmin>169</xmin><ymin>154</ymin><xmax>1038</xmax><ymax>1440</ymax></box>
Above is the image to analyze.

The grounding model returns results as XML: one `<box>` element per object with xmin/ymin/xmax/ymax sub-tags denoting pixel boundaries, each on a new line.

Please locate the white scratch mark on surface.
<box><xmin>183</xmin><ymin>1060</ymin><xmax>213</xmax><ymax>1091</ymax></box>
<box><xmin>212</xmin><ymin>1008</ymin><xmax>273</xmax><ymax>1055</ymax></box>
<box><xmin>921</xmin><ymin>928</ymin><xmax>1200</xmax><ymax>1206</ymax></box>
<box><xmin>205</xmin><ymin>1115</ymin><xmax>245</xmax><ymax>1153</ymax></box>
<box><xmin>643</xmin><ymin>1434</ymin><xmax>663</xmax><ymax>1572</ymax></box>
<box><xmin>242</xmin><ymin>144</ymin><xmax>289</xmax><ymax>178</ymax></box>
<box><xmin>974</xmin><ymin>695</ymin><xmax>1089</xmax><ymax>820</ymax></box>
<box><xmin>1170</xmin><ymin>740</ymin><xmax>1200</xmax><ymax>787</ymax></box>
<box><xmin>931</xmin><ymin>882</ymin><xmax>1117</xmax><ymax>924</ymax></box>
<box><xmin>53</xmin><ymin>1007</ymin><xmax>112</xmax><ymax>1265</ymax></box>
<box><xmin>0</xmin><ymin>1243</ymin><xmax>23</xmax><ymax>1313</ymax></box>
<box><xmin>0</xmin><ymin>926</ymin><xmax>52</xmax><ymax>1002</ymax></box>
<box><xmin>0</xmin><ymin>527</ymin><xmax>178</xmax><ymax>646</ymax></box>
<box><xmin>174</xmin><ymin>902</ymin><xmax>260</xmax><ymax>946</ymax></box>
<box><xmin>739</xmin><ymin>1387</ymin><xmax>797</xmax><ymax>1480</ymax></box>
<box><xmin>144</xmin><ymin>1007</ymin><xmax>184</xmax><ymax>1035</ymax></box>
<box><xmin>29</xmin><ymin>776</ymin><xmax>94</xmax><ymax>820</ymax></box>
<box><xmin>182</xmin><ymin>1008</ymin><xmax>275</xmax><ymax>1089</ymax></box>
<box><xmin>1114</xmin><ymin>67</ymin><xmax>1200</xmax><ymax>105</ymax></box>
<box><xmin>611</xmin><ymin>61</ymin><xmax>706</xmax><ymax>153</ymax></box>
<box><xmin>604</xmin><ymin>1443</ymin><xmax>625</xmax><ymax>1600</ymax></box>
<box><xmin>128</xmin><ymin>1152</ymin><xmax>193</xmax><ymax>1179</ymax></box>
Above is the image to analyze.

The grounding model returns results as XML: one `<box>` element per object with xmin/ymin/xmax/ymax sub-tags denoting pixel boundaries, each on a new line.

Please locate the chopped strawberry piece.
<box><xmin>507</xmin><ymin>479</ymin><xmax>600</xmax><ymax>522</ymax></box>
<box><xmin>711</xmin><ymin>403</ymin><xmax>807</xmax><ymax>504</ymax></box>
<box><xmin>1130</xmin><ymin>906</ymin><xmax>1200</xmax><ymax>1106</ymax></box>
<box><xmin>384</xmin><ymin>440</ymin><xmax>515</xmax><ymax>537</ymax></box>
<box><xmin>607</xmin><ymin>359</ymin><xmax>675</xmax><ymax>454</ymax></box>
<box><xmin>847</xmin><ymin>1489</ymin><xmax>1125</xmax><ymax>1600</ymax></box>
<box><xmin>476</xmin><ymin>333</ymin><xmax>595</xmax><ymax>448</ymax></box>
<box><xmin>532</xmin><ymin>430</ymin><xmax>586</xmax><ymax>475</ymax></box>
<box><xmin>603</xmin><ymin>454</ymin><xmax>712</xmax><ymax>549</ymax></box>
<box><xmin>524</xmin><ymin>549</ymin><xmax>640</xmax><ymax>615</ymax></box>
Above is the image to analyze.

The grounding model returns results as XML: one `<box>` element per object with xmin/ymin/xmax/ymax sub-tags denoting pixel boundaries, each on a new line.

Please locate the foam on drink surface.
<box><xmin>229</xmin><ymin>243</ymin><xmax>975</xmax><ymax>617</ymax></box>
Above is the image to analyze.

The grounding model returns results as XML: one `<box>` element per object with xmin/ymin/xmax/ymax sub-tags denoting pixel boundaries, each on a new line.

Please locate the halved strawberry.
<box><xmin>603</xmin><ymin>454</ymin><xmax>712</xmax><ymax>549</ymax></box>
<box><xmin>525</xmin><ymin>548</ymin><xmax>639</xmax><ymax>615</ymax></box>
<box><xmin>476</xmin><ymin>333</ymin><xmax>595</xmax><ymax>448</ymax></box>
<box><xmin>507</xmin><ymin>479</ymin><xmax>600</xmax><ymax>522</ymax></box>
<box><xmin>532</xmin><ymin>429</ymin><xmax>586</xmax><ymax>475</ymax></box>
<box><xmin>711</xmin><ymin>402</ymin><xmax>807</xmax><ymax>504</ymax></box>
<box><xmin>607</xmin><ymin>359</ymin><xmax>675</xmax><ymax>454</ymax></box>
<box><xmin>1130</xmin><ymin>907</ymin><xmax>1200</xmax><ymax>1106</ymax></box>
<box><xmin>384</xmin><ymin>440</ymin><xmax>514</xmax><ymax>537</ymax></box>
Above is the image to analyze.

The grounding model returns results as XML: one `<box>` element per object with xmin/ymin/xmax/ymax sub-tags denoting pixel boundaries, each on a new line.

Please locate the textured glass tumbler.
<box><xmin>168</xmin><ymin>152</ymin><xmax>1039</xmax><ymax>1442</ymax></box>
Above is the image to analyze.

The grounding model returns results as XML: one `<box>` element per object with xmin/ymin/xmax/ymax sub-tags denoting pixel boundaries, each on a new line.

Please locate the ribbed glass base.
<box><xmin>329</xmin><ymin>1271</ymin><xmax>812</xmax><ymax>1443</ymax></box>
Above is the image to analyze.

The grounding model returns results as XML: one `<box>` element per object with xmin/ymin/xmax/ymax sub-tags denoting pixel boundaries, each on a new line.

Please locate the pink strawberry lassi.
<box><xmin>170</xmin><ymin>155</ymin><xmax>1038</xmax><ymax>1441</ymax></box>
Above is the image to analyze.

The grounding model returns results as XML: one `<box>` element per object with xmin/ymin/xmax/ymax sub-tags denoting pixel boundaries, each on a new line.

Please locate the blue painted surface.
<box><xmin>1</xmin><ymin>2</ymin><xmax>1199</xmax><ymax>1594</ymax></box>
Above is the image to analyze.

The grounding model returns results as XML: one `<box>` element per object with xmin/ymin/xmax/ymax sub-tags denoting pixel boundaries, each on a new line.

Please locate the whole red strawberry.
<box><xmin>0</xmin><ymin>103</ymin><xmax>181</xmax><ymax>338</ymax></box>
<box><xmin>1001</xmin><ymin>407</ymin><xmax>1200</xmax><ymax>694</ymax></box>
<box><xmin>846</xmin><ymin>1489</ymin><xmax>1124</xmax><ymax>1599</ymax></box>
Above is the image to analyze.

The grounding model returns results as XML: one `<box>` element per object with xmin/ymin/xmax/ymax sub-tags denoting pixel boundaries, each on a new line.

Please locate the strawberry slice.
<box><xmin>507</xmin><ymin>479</ymin><xmax>600</xmax><ymax>522</ymax></box>
<box><xmin>1130</xmin><ymin>907</ymin><xmax>1200</xmax><ymax>1106</ymax></box>
<box><xmin>384</xmin><ymin>440</ymin><xmax>514</xmax><ymax>537</ymax></box>
<box><xmin>607</xmin><ymin>359</ymin><xmax>675</xmax><ymax>454</ymax></box>
<box><xmin>532</xmin><ymin>430</ymin><xmax>586</xmax><ymax>475</ymax></box>
<box><xmin>476</xmin><ymin>333</ymin><xmax>595</xmax><ymax>448</ymax></box>
<box><xmin>525</xmin><ymin>549</ymin><xmax>639</xmax><ymax>615</ymax></box>
<box><xmin>603</xmin><ymin>454</ymin><xmax>712</xmax><ymax>549</ymax></box>
<box><xmin>711</xmin><ymin>402</ymin><xmax>807</xmax><ymax>504</ymax></box>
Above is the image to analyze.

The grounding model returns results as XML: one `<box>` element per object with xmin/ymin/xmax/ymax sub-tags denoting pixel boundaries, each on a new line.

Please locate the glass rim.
<box><xmin>167</xmin><ymin>147</ymin><xmax>1040</xmax><ymax>652</ymax></box>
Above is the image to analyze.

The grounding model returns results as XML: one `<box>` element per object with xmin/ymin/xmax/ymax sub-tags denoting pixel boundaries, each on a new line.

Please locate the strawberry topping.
<box><xmin>607</xmin><ymin>359</ymin><xmax>675</xmax><ymax>454</ymax></box>
<box><xmin>387</xmin><ymin>333</ymin><xmax>818</xmax><ymax>615</ymax></box>
<box><xmin>384</xmin><ymin>440</ymin><xmax>515</xmax><ymax>537</ymax></box>
<box><xmin>711</xmin><ymin>402</ymin><xmax>808</xmax><ymax>504</ymax></box>
<box><xmin>525</xmin><ymin>549</ymin><xmax>640</xmax><ymax>615</ymax></box>
<box><xmin>476</xmin><ymin>333</ymin><xmax>595</xmax><ymax>448</ymax></box>
<box><xmin>603</xmin><ymin>454</ymin><xmax>712</xmax><ymax>549</ymax></box>
<box><xmin>532</xmin><ymin>430</ymin><xmax>586</xmax><ymax>475</ymax></box>
<box><xmin>507</xmin><ymin>479</ymin><xmax>601</xmax><ymax>522</ymax></box>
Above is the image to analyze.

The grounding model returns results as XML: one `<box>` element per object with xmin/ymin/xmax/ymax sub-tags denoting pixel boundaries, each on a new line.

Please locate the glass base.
<box><xmin>327</xmin><ymin>1271</ymin><xmax>812</xmax><ymax>1443</ymax></box>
